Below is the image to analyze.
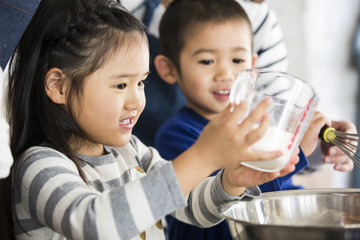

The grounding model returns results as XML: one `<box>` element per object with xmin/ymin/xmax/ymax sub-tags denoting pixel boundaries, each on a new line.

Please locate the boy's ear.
<box><xmin>45</xmin><ymin>68</ymin><xmax>67</xmax><ymax>104</ymax></box>
<box><xmin>251</xmin><ymin>53</ymin><xmax>258</xmax><ymax>68</ymax></box>
<box><xmin>154</xmin><ymin>55</ymin><xmax>178</xmax><ymax>85</ymax></box>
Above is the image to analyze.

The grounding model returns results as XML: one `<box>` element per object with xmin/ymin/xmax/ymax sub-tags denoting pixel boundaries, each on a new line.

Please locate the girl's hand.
<box><xmin>222</xmin><ymin>147</ymin><xmax>300</xmax><ymax>196</ymax></box>
<box><xmin>300</xmin><ymin>111</ymin><xmax>330</xmax><ymax>156</ymax></box>
<box><xmin>174</xmin><ymin>97</ymin><xmax>282</xmax><ymax>195</ymax></box>
<box><xmin>193</xmin><ymin>97</ymin><xmax>282</xmax><ymax>172</ymax></box>
<box><xmin>321</xmin><ymin>120</ymin><xmax>356</xmax><ymax>172</ymax></box>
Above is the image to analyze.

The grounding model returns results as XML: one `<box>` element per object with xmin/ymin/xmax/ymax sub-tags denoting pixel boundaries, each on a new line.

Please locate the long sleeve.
<box><xmin>14</xmin><ymin>135</ymin><xmax>257</xmax><ymax>240</ymax></box>
<box><xmin>133</xmin><ymin>136</ymin><xmax>260</xmax><ymax>227</ymax></box>
<box><xmin>173</xmin><ymin>171</ymin><xmax>260</xmax><ymax>228</ymax></box>
<box><xmin>14</xmin><ymin>145</ymin><xmax>185</xmax><ymax>240</ymax></box>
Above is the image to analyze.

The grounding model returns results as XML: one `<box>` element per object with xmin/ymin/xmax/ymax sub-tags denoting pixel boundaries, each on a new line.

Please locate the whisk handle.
<box><xmin>319</xmin><ymin>125</ymin><xmax>335</xmax><ymax>143</ymax></box>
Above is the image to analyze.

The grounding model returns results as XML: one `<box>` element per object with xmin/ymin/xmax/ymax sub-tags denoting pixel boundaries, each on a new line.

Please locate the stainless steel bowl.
<box><xmin>219</xmin><ymin>188</ymin><xmax>360</xmax><ymax>240</ymax></box>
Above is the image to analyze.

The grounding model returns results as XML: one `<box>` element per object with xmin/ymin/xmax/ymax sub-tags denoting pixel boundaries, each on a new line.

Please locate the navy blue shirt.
<box><xmin>155</xmin><ymin>106</ymin><xmax>308</xmax><ymax>240</ymax></box>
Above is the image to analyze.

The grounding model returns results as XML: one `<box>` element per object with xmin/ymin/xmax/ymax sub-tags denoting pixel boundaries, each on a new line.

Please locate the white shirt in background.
<box><xmin>0</xmin><ymin>66</ymin><xmax>13</xmax><ymax>178</ymax></box>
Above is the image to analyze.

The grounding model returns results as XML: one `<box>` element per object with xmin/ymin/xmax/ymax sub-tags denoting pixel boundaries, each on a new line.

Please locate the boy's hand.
<box><xmin>300</xmin><ymin>111</ymin><xmax>330</xmax><ymax>156</ymax></box>
<box><xmin>221</xmin><ymin>148</ymin><xmax>300</xmax><ymax>196</ymax></box>
<box><xmin>301</xmin><ymin>111</ymin><xmax>355</xmax><ymax>172</ymax></box>
<box><xmin>321</xmin><ymin>120</ymin><xmax>356</xmax><ymax>172</ymax></box>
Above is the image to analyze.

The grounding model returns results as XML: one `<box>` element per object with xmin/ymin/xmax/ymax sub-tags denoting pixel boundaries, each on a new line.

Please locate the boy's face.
<box><xmin>71</xmin><ymin>36</ymin><xmax>149</xmax><ymax>155</ymax></box>
<box><xmin>176</xmin><ymin>20</ymin><xmax>255</xmax><ymax>120</ymax></box>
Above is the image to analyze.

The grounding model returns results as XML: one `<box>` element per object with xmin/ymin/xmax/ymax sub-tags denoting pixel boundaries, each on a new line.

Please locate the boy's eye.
<box><xmin>198</xmin><ymin>60</ymin><xmax>214</xmax><ymax>65</ymax></box>
<box><xmin>138</xmin><ymin>79</ymin><xmax>149</xmax><ymax>87</ymax></box>
<box><xmin>233</xmin><ymin>58</ymin><xmax>245</xmax><ymax>64</ymax></box>
<box><xmin>115</xmin><ymin>83</ymin><xmax>127</xmax><ymax>90</ymax></box>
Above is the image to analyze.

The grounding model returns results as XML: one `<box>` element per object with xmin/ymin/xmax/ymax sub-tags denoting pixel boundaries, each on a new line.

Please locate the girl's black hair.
<box><xmin>0</xmin><ymin>0</ymin><xmax>146</xmax><ymax>238</ymax></box>
<box><xmin>159</xmin><ymin>0</ymin><xmax>253</xmax><ymax>71</ymax></box>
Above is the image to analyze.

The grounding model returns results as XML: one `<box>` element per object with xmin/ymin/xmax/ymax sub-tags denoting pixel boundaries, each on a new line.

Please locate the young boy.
<box><xmin>154</xmin><ymin>0</ymin><xmax>354</xmax><ymax>239</ymax></box>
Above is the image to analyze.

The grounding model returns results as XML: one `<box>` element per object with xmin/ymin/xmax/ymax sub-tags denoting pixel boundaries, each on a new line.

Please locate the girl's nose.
<box><xmin>125</xmin><ymin>89</ymin><xmax>144</xmax><ymax>110</ymax></box>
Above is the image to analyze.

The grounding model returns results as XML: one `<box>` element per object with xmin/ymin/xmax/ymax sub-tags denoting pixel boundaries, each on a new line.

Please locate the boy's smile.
<box><xmin>213</xmin><ymin>89</ymin><xmax>231</xmax><ymax>101</ymax></box>
<box><xmin>176</xmin><ymin>20</ymin><xmax>255</xmax><ymax>120</ymax></box>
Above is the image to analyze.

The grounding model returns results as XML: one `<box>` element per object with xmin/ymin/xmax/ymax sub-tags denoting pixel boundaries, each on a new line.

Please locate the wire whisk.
<box><xmin>319</xmin><ymin>125</ymin><xmax>360</xmax><ymax>168</ymax></box>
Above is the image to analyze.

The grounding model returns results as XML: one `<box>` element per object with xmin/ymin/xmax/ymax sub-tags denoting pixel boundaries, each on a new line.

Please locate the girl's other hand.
<box><xmin>222</xmin><ymin>147</ymin><xmax>300</xmax><ymax>196</ymax></box>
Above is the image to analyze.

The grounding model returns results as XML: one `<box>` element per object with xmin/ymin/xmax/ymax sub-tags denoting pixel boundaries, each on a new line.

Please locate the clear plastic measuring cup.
<box><xmin>230</xmin><ymin>69</ymin><xmax>319</xmax><ymax>172</ymax></box>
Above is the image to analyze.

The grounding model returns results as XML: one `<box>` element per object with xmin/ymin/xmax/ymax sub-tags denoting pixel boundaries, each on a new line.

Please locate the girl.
<box><xmin>0</xmin><ymin>0</ymin><xmax>298</xmax><ymax>239</ymax></box>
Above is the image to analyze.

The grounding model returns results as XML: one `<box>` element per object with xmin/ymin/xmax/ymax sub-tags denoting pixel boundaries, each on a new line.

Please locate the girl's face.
<box><xmin>176</xmin><ymin>20</ymin><xmax>255</xmax><ymax>120</ymax></box>
<box><xmin>72</xmin><ymin>36</ymin><xmax>149</xmax><ymax>156</ymax></box>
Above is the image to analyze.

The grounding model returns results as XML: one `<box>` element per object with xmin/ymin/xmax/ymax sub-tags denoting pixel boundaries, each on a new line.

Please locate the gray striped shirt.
<box><xmin>13</xmin><ymin>136</ymin><xmax>259</xmax><ymax>240</ymax></box>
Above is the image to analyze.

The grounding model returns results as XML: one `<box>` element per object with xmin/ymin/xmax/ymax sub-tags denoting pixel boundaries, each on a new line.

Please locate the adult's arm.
<box><xmin>239</xmin><ymin>0</ymin><xmax>289</xmax><ymax>71</ymax></box>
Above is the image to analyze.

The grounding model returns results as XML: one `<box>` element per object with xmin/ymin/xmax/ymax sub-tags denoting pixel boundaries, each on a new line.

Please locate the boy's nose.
<box><xmin>214</xmin><ymin>67</ymin><xmax>235</xmax><ymax>82</ymax></box>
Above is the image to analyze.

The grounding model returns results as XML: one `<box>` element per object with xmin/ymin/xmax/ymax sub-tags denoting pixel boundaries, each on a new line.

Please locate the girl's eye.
<box><xmin>198</xmin><ymin>60</ymin><xmax>214</xmax><ymax>65</ymax></box>
<box><xmin>115</xmin><ymin>83</ymin><xmax>127</xmax><ymax>90</ymax></box>
<box><xmin>233</xmin><ymin>58</ymin><xmax>245</xmax><ymax>64</ymax></box>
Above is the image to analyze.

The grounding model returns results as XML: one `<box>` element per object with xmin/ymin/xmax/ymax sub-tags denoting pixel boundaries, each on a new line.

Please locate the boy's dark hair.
<box><xmin>0</xmin><ymin>0</ymin><xmax>146</xmax><ymax>238</ymax></box>
<box><xmin>159</xmin><ymin>0</ymin><xmax>252</xmax><ymax>71</ymax></box>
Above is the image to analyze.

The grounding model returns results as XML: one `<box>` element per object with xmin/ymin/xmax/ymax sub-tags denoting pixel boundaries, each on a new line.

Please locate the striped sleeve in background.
<box><xmin>240</xmin><ymin>0</ymin><xmax>289</xmax><ymax>71</ymax></box>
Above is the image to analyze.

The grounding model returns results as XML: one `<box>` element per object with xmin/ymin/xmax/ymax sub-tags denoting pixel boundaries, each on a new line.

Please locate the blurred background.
<box><xmin>1</xmin><ymin>0</ymin><xmax>359</xmax><ymax>189</ymax></box>
<box><xmin>266</xmin><ymin>0</ymin><xmax>360</xmax><ymax>188</ymax></box>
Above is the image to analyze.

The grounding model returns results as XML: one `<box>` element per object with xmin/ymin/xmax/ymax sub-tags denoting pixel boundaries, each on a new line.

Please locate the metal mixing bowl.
<box><xmin>219</xmin><ymin>188</ymin><xmax>360</xmax><ymax>240</ymax></box>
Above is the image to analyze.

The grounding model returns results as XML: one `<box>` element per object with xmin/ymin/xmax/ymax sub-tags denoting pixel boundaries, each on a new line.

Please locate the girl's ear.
<box><xmin>45</xmin><ymin>68</ymin><xmax>67</xmax><ymax>104</ymax></box>
<box><xmin>154</xmin><ymin>55</ymin><xmax>179</xmax><ymax>85</ymax></box>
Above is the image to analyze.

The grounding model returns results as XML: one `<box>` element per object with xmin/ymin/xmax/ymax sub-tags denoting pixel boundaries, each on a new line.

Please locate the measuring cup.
<box><xmin>230</xmin><ymin>69</ymin><xmax>319</xmax><ymax>172</ymax></box>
